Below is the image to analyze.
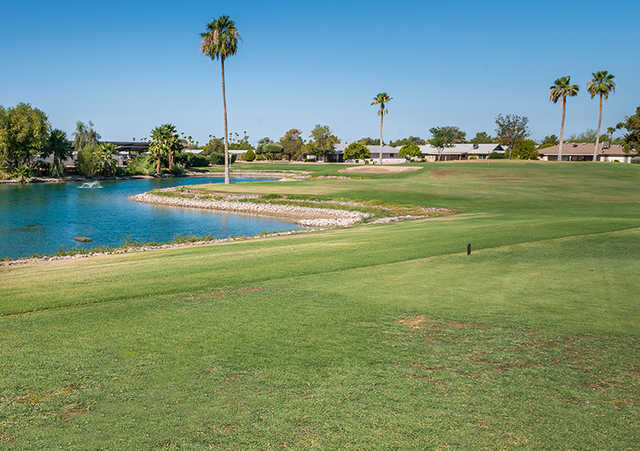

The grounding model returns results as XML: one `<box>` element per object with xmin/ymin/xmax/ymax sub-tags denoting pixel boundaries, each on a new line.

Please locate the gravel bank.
<box><xmin>129</xmin><ymin>192</ymin><xmax>370</xmax><ymax>227</ymax></box>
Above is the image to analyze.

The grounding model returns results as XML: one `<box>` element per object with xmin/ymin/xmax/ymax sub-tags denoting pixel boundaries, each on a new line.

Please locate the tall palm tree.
<box><xmin>371</xmin><ymin>93</ymin><xmax>392</xmax><ymax>165</ymax></box>
<box><xmin>587</xmin><ymin>71</ymin><xmax>616</xmax><ymax>161</ymax></box>
<box><xmin>549</xmin><ymin>76</ymin><xmax>579</xmax><ymax>161</ymax></box>
<box><xmin>201</xmin><ymin>16</ymin><xmax>240</xmax><ymax>184</ymax></box>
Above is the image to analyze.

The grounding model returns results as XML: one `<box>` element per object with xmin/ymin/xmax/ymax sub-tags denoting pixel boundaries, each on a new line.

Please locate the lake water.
<box><xmin>0</xmin><ymin>177</ymin><xmax>302</xmax><ymax>259</ymax></box>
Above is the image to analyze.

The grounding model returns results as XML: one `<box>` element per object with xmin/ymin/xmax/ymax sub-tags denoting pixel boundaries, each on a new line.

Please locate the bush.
<box><xmin>76</xmin><ymin>143</ymin><xmax>100</xmax><ymax>176</ymax></box>
<box><xmin>242</xmin><ymin>149</ymin><xmax>256</xmax><ymax>161</ymax></box>
<box><xmin>468</xmin><ymin>155</ymin><xmax>478</xmax><ymax>160</ymax></box>
<box><xmin>398</xmin><ymin>143</ymin><xmax>422</xmax><ymax>160</ymax></box>
<box><xmin>344</xmin><ymin>142</ymin><xmax>370</xmax><ymax>160</ymax></box>
<box><xmin>209</xmin><ymin>152</ymin><xmax>237</xmax><ymax>166</ymax></box>
<box><xmin>185</xmin><ymin>153</ymin><xmax>209</xmax><ymax>168</ymax></box>
<box><xmin>170</xmin><ymin>163</ymin><xmax>186</xmax><ymax>176</ymax></box>
<box><xmin>631</xmin><ymin>156</ymin><xmax>640</xmax><ymax>164</ymax></box>
<box><xmin>489</xmin><ymin>152</ymin><xmax>506</xmax><ymax>159</ymax></box>
<box><xmin>127</xmin><ymin>155</ymin><xmax>155</xmax><ymax>175</ymax></box>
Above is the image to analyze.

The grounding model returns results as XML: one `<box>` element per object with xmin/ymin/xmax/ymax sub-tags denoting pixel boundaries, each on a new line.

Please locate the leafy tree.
<box><xmin>495</xmin><ymin>114</ymin><xmax>530</xmax><ymax>159</ymax></box>
<box><xmin>469</xmin><ymin>132</ymin><xmax>496</xmax><ymax>144</ymax></box>
<box><xmin>257</xmin><ymin>137</ymin><xmax>272</xmax><ymax>145</ymax></box>
<box><xmin>512</xmin><ymin>139</ymin><xmax>539</xmax><ymax>160</ymax></box>
<box><xmin>279</xmin><ymin>129</ymin><xmax>304</xmax><ymax>160</ymax></box>
<box><xmin>73</xmin><ymin>121</ymin><xmax>100</xmax><ymax>152</ymax></box>
<box><xmin>309</xmin><ymin>125</ymin><xmax>339</xmax><ymax>161</ymax></box>
<box><xmin>440</xmin><ymin>126</ymin><xmax>466</xmax><ymax>143</ymax></box>
<box><xmin>357</xmin><ymin>137</ymin><xmax>379</xmax><ymax>146</ymax></box>
<box><xmin>549</xmin><ymin>76</ymin><xmax>579</xmax><ymax>161</ymax></box>
<box><xmin>76</xmin><ymin>142</ymin><xmax>100</xmax><ymax>177</ymax></box>
<box><xmin>616</xmin><ymin>106</ymin><xmax>640</xmax><ymax>154</ymax></box>
<box><xmin>398</xmin><ymin>143</ymin><xmax>422</xmax><ymax>160</ymax></box>
<box><xmin>389</xmin><ymin>136</ymin><xmax>426</xmax><ymax>147</ymax></box>
<box><xmin>568</xmin><ymin>129</ymin><xmax>598</xmax><ymax>143</ymax></box>
<box><xmin>344</xmin><ymin>142</ymin><xmax>370</xmax><ymax>160</ymax></box>
<box><xmin>256</xmin><ymin>142</ymin><xmax>284</xmax><ymax>160</ymax></box>
<box><xmin>429</xmin><ymin>127</ymin><xmax>456</xmax><ymax>161</ymax></box>
<box><xmin>201</xmin><ymin>15</ymin><xmax>241</xmax><ymax>184</ymax></box>
<box><xmin>371</xmin><ymin>93</ymin><xmax>392</xmax><ymax>164</ymax></box>
<box><xmin>201</xmin><ymin>136</ymin><xmax>225</xmax><ymax>155</ymax></box>
<box><xmin>0</xmin><ymin>103</ymin><xmax>50</xmax><ymax>170</ymax></box>
<box><xmin>539</xmin><ymin>135</ymin><xmax>559</xmax><ymax>149</ymax></box>
<box><xmin>587</xmin><ymin>71</ymin><xmax>616</xmax><ymax>160</ymax></box>
<box><xmin>43</xmin><ymin>129</ymin><xmax>73</xmax><ymax>177</ymax></box>
<box><xmin>242</xmin><ymin>149</ymin><xmax>256</xmax><ymax>161</ymax></box>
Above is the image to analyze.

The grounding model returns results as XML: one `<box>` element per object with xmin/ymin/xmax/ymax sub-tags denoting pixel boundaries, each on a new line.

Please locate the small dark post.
<box><xmin>466</xmin><ymin>243</ymin><xmax>471</xmax><ymax>256</ymax></box>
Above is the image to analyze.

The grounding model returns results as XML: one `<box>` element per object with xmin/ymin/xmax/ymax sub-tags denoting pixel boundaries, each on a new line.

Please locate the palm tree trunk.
<box><xmin>379</xmin><ymin>112</ymin><xmax>384</xmax><ymax>165</ymax></box>
<box><xmin>221</xmin><ymin>57</ymin><xmax>230</xmax><ymax>184</ymax></box>
<box><xmin>169</xmin><ymin>151</ymin><xmax>174</xmax><ymax>170</ymax></box>
<box><xmin>156</xmin><ymin>157</ymin><xmax>161</xmax><ymax>175</ymax></box>
<box><xmin>558</xmin><ymin>98</ymin><xmax>566</xmax><ymax>161</ymax></box>
<box><xmin>593</xmin><ymin>94</ymin><xmax>603</xmax><ymax>162</ymax></box>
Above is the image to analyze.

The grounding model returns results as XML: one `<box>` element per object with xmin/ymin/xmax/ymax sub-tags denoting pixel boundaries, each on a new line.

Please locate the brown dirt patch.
<box><xmin>339</xmin><ymin>166</ymin><xmax>422</xmax><ymax>174</ymax></box>
<box><xmin>59</xmin><ymin>404</ymin><xmax>88</xmax><ymax>422</ymax></box>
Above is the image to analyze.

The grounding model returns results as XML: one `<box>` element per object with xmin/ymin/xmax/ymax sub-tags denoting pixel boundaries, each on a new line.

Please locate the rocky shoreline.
<box><xmin>129</xmin><ymin>192</ymin><xmax>370</xmax><ymax>227</ymax></box>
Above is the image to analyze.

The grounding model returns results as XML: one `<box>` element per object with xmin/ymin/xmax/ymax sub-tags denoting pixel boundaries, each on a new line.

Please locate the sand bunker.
<box><xmin>339</xmin><ymin>166</ymin><xmax>422</xmax><ymax>174</ymax></box>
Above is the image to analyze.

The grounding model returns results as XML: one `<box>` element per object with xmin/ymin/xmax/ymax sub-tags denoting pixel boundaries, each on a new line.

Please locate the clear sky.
<box><xmin>1</xmin><ymin>0</ymin><xmax>638</xmax><ymax>144</ymax></box>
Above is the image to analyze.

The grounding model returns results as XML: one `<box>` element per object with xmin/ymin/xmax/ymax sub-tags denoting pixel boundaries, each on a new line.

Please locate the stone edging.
<box><xmin>129</xmin><ymin>192</ymin><xmax>370</xmax><ymax>227</ymax></box>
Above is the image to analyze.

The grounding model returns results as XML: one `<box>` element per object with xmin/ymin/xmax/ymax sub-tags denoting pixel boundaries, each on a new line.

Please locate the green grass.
<box><xmin>2</xmin><ymin>161</ymin><xmax>640</xmax><ymax>448</ymax></box>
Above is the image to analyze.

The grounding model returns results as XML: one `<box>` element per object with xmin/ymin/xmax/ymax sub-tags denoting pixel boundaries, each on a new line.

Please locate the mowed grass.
<box><xmin>2</xmin><ymin>161</ymin><xmax>640</xmax><ymax>448</ymax></box>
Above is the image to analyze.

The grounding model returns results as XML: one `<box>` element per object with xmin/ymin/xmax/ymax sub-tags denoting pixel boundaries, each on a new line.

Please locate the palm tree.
<box><xmin>201</xmin><ymin>16</ymin><xmax>241</xmax><ymax>184</ymax></box>
<box><xmin>606</xmin><ymin>126</ymin><xmax>616</xmax><ymax>144</ymax></box>
<box><xmin>371</xmin><ymin>93</ymin><xmax>392</xmax><ymax>165</ymax></box>
<box><xmin>587</xmin><ymin>71</ymin><xmax>616</xmax><ymax>161</ymax></box>
<box><xmin>549</xmin><ymin>76</ymin><xmax>579</xmax><ymax>161</ymax></box>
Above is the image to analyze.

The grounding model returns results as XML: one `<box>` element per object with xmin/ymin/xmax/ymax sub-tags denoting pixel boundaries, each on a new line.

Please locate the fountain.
<box><xmin>78</xmin><ymin>181</ymin><xmax>102</xmax><ymax>189</ymax></box>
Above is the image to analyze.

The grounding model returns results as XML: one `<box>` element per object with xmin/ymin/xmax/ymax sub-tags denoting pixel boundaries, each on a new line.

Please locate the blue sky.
<box><xmin>1</xmin><ymin>0</ymin><xmax>638</xmax><ymax>144</ymax></box>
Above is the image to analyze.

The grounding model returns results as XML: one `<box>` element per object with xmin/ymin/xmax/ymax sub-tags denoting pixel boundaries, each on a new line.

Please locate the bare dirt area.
<box><xmin>339</xmin><ymin>166</ymin><xmax>422</xmax><ymax>174</ymax></box>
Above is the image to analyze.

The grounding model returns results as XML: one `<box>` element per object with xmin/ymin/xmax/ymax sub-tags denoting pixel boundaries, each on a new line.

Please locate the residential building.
<box><xmin>538</xmin><ymin>143</ymin><xmax>637</xmax><ymax>162</ymax></box>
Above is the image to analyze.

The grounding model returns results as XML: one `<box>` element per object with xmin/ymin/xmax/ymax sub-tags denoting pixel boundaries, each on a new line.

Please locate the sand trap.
<box><xmin>339</xmin><ymin>166</ymin><xmax>422</xmax><ymax>174</ymax></box>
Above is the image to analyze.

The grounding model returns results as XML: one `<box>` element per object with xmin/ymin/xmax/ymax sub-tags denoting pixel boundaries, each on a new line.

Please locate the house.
<box><xmin>419</xmin><ymin>143</ymin><xmax>506</xmax><ymax>161</ymax></box>
<box><xmin>538</xmin><ymin>143</ymin><xmax>637</xmax><ymax>162</ymax></box>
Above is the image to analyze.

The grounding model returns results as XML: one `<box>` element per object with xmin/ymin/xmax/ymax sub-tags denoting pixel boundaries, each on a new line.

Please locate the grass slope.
<box><xmin>2</xmin><ymin>161</ymin><xmax>639</xmax><ymax>448</ymax></box>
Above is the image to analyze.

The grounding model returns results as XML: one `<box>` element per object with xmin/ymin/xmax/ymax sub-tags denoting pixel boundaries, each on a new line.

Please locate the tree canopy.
<box><xmin>495</xmin><ymin>114</ymin><xmax>530</xmax><ymax>158</ymax></box>
<box><xmin>398</xmin><ymin>143</ymin><xmax>422</xmax><ymax>160</ymax></box>
<box><xmin>469</xmin><ymin>132</ymin><xmax>497</xmax><ymax>144</ymax></box>
<box><xmin>279</xmin><ymin>129</ymin><xmax>304</xmax><ymax>161</ymax></box>
<box><xmin>429</xmin><ymin>127</ymin><xmax>456</xmax><ymax>161</ymax></box>
<box><xmin>616</xmin><ymin>106</ymin><xmax>640</xmax><ymax>153</ymax></box>
<box><xmin>0</xmin><ymin>103</ymin><xmax>51</xmax><ymax>170</ymax></box>
<box><xmin>309</xmin><ymin>125</ymin><xmax>339</xmax><ymax>159</ymax></box>
<box><xmin>439</xmin><ymin>126</ymin><xmax>466</xmax><ymax>143</ymax></box>
<box><xmin>200</xmin><ymin>16</ymin><xmax>240</xmax><ymax>62</ymax></box>
<box><xmin>389</xmin><ymin>136</ymin><xmax>426</xmax><ymax>147</ymax></box>
<box><xmin>539</xmin><ymin>135</ymin><xmax>559</xmax><ymax>149</ymax></box>
<box><xmin>344</xmin><ymin>142</ymin><xmax>370</xmax><ymax>160</ymax></box>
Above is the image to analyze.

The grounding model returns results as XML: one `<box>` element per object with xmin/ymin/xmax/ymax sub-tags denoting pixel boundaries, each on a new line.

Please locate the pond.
<box><xmin>0</xmin><ymin>177</ymin><xmax>302</xmax><ymax>259</ymax></box>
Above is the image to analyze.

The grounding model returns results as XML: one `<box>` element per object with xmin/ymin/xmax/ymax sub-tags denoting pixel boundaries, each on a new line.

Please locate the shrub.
<box><xmin>210</xmin><ymin>152</ymin><xmax>237</xmax><ymax>166</ymax></box>
<box><xmin>468</xmin><ymin>155</ymin><xmax>479</xmax><ymax>160</ymax></box>
<box><xmin>489</xmin><ymin>152</ymin><xmax>506</xmax><ymax>159</ymax></box>
<box><xmin>185</xmin><ymin>153</ymin><xmax>210</xmax><ymax>168</ymax></box>
<box><xmin>170</xmin><ymin>163</ymin><xmax>186</xmax><ymax>176</ymax></box>
<box><xmin>344</xmin><ymin>142</ymin><xmax>370</xmax><ymax>160</ymax></box>
<box><xmin>11</xmin><ymin>165</ymin><xmax>33</xmax><ymax>182</ymax></box>
<box><xmin>76</xmin><ymin>142</ymin><xmax>100</xmax><ymax>176</ymax></box>
<box><xmin>398</xmin><ymin>143</ymin><xmax>422</xmax><ymax>160</ymax></box>
<box><xmin>127</xmin><ymin>155</ymin><xmax>155</xmax><ymax>175</ymax></box>
<box><xmin>242</xmin><ymin>149</ymin><xmax>256</xmax><ymax>161</ymax></box>
<box><xmin>631</xmin><ymin>156</ymin><xmax>640</xmax><ymax>164</ymax></box>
